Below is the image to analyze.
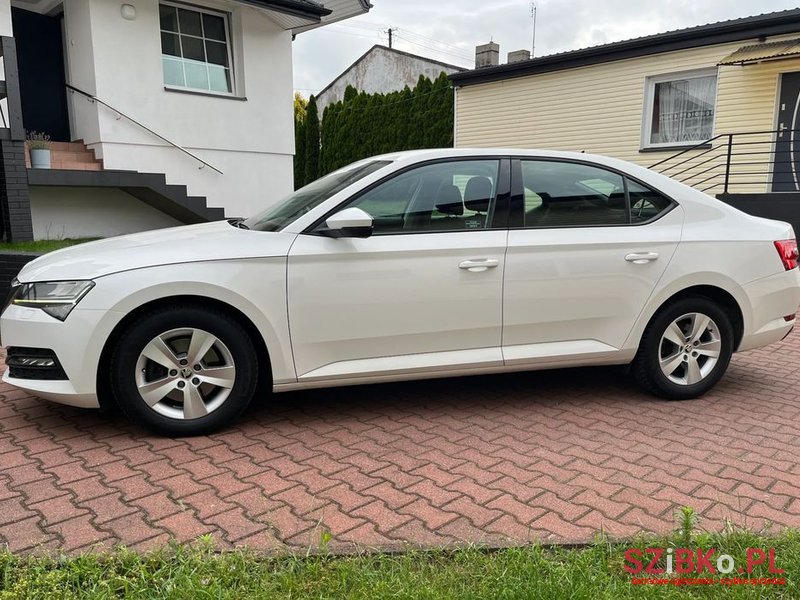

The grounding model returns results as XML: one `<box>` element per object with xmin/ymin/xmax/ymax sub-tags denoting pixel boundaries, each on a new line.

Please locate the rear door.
<box><xmin>502</xmin><ymin>158</ymin><xmax>683</xmax><ymax>367</ymax></box>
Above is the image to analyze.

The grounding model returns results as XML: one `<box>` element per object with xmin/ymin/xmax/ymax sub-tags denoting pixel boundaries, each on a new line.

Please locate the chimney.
<box><xmin>475</xmin><ymin>42</ymin><xmax>500</xmax><ymax>69</ymax></box>
<box><xmin>507</xmin><ymin>49</ymin><xmax>531</xmax><ymax>64</ymax></box>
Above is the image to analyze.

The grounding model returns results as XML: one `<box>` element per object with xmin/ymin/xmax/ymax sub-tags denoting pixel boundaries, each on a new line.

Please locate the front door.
<box><xmin>287</xmin><ymin>158</ymin><xmax>508</xmax><ymax>382</ymax></box>
<box><xmin>772</xmin><ymin>72</ymin><xmax>800</xmax><ymax>192</ymax></box>
<box><xmin>11</xmin><ymin>8</ymin><xmax>71</xmax><ymax>141</ymax></box>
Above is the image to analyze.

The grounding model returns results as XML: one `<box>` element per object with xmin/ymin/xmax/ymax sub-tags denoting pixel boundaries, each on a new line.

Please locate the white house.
<box><xmin>0</xmin><ymin>0</ymin><xmax>370</xmax><ymax>241</ymax></box>
<box><xmin>315</xmin><ymin>44</ymin><xmax>465</xmax><ymax>114</ymax></box>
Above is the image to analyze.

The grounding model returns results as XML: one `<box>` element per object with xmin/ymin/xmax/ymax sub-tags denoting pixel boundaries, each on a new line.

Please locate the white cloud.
<box><xmin>293</xmin><ymin>0</ymin><xmax>800</xmax><ymax>96</ymax></box>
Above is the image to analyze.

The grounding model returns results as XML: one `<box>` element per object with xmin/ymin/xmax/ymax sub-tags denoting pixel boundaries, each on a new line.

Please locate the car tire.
<box><xmin>110</xmin><ymin>304</ymin><xmax>258</xmax><ymax>436</ymax></box>
<box><xmin>632</xmin><ymin>296</ymin><xmax>734</xmax><ymax>400</ymax></box>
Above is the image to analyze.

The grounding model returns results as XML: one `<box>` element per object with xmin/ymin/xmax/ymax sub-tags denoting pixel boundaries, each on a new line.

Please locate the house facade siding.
<box><xmin>454</xmin><ymin>32</ymin><xmax>800</xmax><ymax>194</ymax></box>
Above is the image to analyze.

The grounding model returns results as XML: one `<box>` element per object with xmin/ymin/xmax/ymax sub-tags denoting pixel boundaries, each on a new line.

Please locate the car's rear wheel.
<box><xmin>633</xmin><ymin>296</ymin><xmax>734</xmax><ymax>399</ymax></box>
<box><xmin>110</xmin><ymin>305</ymin><xmax>258</xmax><ymax>436</ymax></box>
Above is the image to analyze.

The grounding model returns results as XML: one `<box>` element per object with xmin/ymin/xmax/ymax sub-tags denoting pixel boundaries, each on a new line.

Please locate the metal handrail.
<box><xmin>65</xmin><ymin>83</ymin><xmax>223</xmax><ymax>175</ymax></box>
<box><xmin>648</xmin><ymin>128</ymin><xmax>800</xmax><ymax>195</ymax></box>
<box><xmin>648</xmin><ymin>133</ymin><xmax>725</xmax><ymax>169</ymax></box>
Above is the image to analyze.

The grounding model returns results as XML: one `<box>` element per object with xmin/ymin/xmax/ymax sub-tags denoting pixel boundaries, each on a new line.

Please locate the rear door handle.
<box><xmin>459</xmin><ymin>258</ymin><xmax>500</xmax><ymax>272</ymax></box>
<box><xmin>625</xmin><ymin>252</ymin><xmax>660</xmax><ymax>264</ymax></box>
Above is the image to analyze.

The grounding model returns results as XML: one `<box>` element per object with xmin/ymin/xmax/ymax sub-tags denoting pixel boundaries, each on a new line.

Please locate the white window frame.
<box><xmin>641</xmin><ymin>67</ymin><xmax>718</xmax><ymax>150</ymax></box>
<box><xmin>160</xmin><ymin>0</ymin><xmax>236</xmax><ymax>96</ymax></box>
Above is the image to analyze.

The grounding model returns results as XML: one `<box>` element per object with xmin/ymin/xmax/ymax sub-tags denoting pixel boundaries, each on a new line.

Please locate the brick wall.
<box><xmin>0</xmin><ymin>252</ymin><xmax>39</xmax><ymax>300</ymax></box>
<box><xmin>0</xmin><ymin>139</ymin><xmax>34</xmax><ymax>242</ymax></box>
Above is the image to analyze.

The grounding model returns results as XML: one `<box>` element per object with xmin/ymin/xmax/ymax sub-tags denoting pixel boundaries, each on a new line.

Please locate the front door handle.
<box><xmin>625</xmin><ymin>252</ymin><xmax>660</xmax><ymax>264</ymax></box>
<box><xmin>459</xmin><ymin>258</ymin><xmax>500</xmax><ymax>272</ymax></box>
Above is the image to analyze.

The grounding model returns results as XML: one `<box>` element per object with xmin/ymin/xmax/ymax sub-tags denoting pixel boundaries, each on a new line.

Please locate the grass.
<box><xmin>0</xmin><ymin>238</ymin><xmax>98</xmax><ymax>254</ymax></box>
<box><xmin>0</xmin><ymin>512</ymin><xmax>798</xmax><ymax>599</ymax></box>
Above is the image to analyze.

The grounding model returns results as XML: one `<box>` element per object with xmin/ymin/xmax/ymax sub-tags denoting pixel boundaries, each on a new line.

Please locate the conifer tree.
<box><xmin>304</xmin><ymin>95</ymin><xmax>321</xmax><ymax>184</ymax></box>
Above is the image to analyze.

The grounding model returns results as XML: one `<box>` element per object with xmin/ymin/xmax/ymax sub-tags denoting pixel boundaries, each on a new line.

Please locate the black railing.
<box><xmin>648</xmin><ymin>129</ymin><xmax>800</xmax><ymax>195</ymax></box>
<box><xmin>66</xmin><ymin>83</ymin><xmax>223</xmax><ymax>175</ymax></box>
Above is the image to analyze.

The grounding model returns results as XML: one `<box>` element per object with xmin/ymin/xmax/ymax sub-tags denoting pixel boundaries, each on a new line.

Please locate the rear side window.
<box><xmin>520</xmin><ymin>160</ymin><xmax>672</xmax><ymax>228</ymax></box>
<box><xmin>628</xmin><ymin>179</ymin><xmax>673</xmax><ymax>223</ymax></box>
<box><xmin>521</xmin><ymin>161</ymin><xmax>627</xmax><ymax>228</ymax></box>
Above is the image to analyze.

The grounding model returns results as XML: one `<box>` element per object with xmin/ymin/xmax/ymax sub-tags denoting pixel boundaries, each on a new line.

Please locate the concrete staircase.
<box><xmin>25</xmin><ymin>140</ymin><xmax>224</xmax><ymax>224</ymax></box>
<box><xmin>26</xmin><ymin>140</ymin><xmax>103</xmax><ymax>171</ymax></box>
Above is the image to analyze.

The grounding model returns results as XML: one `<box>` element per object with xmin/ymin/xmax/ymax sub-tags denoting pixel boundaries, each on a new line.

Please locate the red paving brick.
<box><xmin>2</xmin><ymin>333</ymin><xmax>800</xmax><ymax>554</ymax></box>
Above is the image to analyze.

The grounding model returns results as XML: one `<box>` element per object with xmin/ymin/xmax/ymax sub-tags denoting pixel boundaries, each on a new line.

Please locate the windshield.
<box><xmin>243</xmin><ymin>160</ymin><xmax>392</xmax><ymax>232</ymax></box>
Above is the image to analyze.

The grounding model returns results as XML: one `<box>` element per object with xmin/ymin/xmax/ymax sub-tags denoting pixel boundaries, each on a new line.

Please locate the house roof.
<box><xmin>317</xmin><ymin>44</ymin><xmax>466</xmax><ymax>100</ymax></box>
<box><xmin>234</xmin><ymin>0</ymin><xmax>331</xmax><ymax>19</ymax></box>
<box><xmin>239</xmin><ymin>0</ymin><xmax>371</xmax><ymax>33</ymax></box>
<box><xmin>451</xmin><ymin>8</ymin><xmax>800</xmax><ymax>87</ymax></box>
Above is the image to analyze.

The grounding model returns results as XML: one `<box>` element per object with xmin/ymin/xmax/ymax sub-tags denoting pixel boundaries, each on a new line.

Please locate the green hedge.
<box><xmin>294</xmin><ymin>73</ymin><xmax>454</xmax><ymax>189</ymax></box>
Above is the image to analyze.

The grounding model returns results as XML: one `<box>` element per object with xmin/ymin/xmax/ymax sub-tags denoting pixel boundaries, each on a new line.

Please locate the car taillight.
<box><xmin>774</xmin><ymin>239</ymin><xmax>799</xmax><ymax>271</ymax></box>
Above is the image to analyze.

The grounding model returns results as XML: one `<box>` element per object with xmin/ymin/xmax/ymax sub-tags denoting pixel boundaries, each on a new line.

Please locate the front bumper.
<box><xmin>1</xmin><ymin>304</ymin><xmax>108</xmax><ymax>408</ymax></box>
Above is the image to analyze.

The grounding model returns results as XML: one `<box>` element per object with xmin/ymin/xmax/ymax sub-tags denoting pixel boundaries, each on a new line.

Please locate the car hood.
<box><xmin>18</xmin><ymin>221</ymin><xmax>298</xmax><ymax>282</ymax></box>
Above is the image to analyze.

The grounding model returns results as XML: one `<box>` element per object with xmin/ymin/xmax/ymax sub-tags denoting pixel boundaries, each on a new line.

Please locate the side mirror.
<box><xmin>320</xmin><ymin>207</ymin><xmax>374</xmax><ymax>238</ymax></box>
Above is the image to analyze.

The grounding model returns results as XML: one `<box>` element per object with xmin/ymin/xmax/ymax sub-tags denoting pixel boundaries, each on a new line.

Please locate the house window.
<box><xmin>643</xmin><ymin>70</ymin><xmax>717</xmax><ymax>147</ymax></box>
<box><xmin>159</xmin><ymin>2</ymin><xmax>233</xmax><ymax>94</ymax></box>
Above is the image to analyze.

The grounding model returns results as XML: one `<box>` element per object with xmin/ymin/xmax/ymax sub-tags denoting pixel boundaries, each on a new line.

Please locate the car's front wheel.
<box><xmin>110</xmin><ymin>305</ymin><xmax>258</xmax><ymax>436</ymax></box>
<box><xmin>633</xmin><ymin>296</ymin><xmax>734</xmax><ymax>400</ymax></box>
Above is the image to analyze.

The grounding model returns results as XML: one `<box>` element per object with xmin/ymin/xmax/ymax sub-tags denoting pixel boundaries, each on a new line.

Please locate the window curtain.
<box><xmin>652</xmin><ymin>76</ymin><xmax>716</xmax><ymax>144</ymax></box>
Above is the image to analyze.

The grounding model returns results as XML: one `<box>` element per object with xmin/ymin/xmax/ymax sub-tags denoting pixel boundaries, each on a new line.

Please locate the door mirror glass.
<box><xmin>321</xmin><ymin>207</ymin><xmax>374</xmax><ymax>238</ymax></box>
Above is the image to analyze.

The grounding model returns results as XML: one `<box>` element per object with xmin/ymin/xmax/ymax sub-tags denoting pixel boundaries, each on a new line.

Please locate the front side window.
<box><xmin>160</xmin><ymin>2</ymin><xmax>233</xmax><ymax>94</ymax></box>
<box><xmin>520</xmin><ymin>160</ymin><xmax>673</xmax><ymax>228</ymax></box>
<box><xmin>644</xmin><ymin>70</ymin><xmax>717</xmax><ymax>147</ymax></box>
<box><xmin>340</xmin><ymin>160</ymin><xmax>500</xmax><ymax>235</ymax></box>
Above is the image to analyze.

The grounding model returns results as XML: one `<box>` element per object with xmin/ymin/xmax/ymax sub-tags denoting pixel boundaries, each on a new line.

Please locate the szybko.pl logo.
<box><xmin>624</xmin><ymin>547</ymin><xmax>786</xmax><ymax>586</ymax></box>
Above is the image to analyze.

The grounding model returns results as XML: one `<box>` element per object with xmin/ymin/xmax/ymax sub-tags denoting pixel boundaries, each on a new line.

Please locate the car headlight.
<box><xmin>11</xmin><ymin>280</ymin><xmax>95</xmax><ymax>321</ymax></box>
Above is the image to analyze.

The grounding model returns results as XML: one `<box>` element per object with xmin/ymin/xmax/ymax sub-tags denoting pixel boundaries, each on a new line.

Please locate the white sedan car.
<box><xmin>2</xmin><ymin>149</ymin><xmax>799</xmax><ymax>435</ymax></box>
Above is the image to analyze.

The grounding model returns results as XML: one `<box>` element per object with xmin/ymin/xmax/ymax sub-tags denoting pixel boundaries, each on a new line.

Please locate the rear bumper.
<box><xmin>738</xmin><ymin>268</ymin><xmax>800</xmax><ymax>352</ymax></box>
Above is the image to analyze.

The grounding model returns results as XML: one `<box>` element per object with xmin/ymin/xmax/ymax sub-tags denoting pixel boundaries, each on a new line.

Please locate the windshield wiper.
<box><xmin>227</xmin><ymin>218</ymin><xmax>250</xmax><ymax>230</ymax></box>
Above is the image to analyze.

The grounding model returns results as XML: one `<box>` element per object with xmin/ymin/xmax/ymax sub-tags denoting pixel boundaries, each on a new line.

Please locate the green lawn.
<box><xmin>0</xmin><ymin>238</ymin><xmax>98</xmax><ymax>254</ymax></box>
<box><xmin>1</xmin><ymin>516</ymin><xmax>797</xmax><ymax>599</ymax></box>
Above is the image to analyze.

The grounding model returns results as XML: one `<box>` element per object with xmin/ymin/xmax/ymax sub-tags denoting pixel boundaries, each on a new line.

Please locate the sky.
<box><xmin>293</xmin><ymin>0</ymin><xmax>800</xmax><ymax>97</ymax></box>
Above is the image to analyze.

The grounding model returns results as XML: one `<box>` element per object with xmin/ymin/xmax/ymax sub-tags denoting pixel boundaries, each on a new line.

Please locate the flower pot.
<box><xmin>30</xmin><ymin>148</ymin><xmax>51</xmax><ymax>169</ymax></box>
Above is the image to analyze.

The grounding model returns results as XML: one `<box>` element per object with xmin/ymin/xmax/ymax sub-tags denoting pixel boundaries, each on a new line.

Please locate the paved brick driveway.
<box><xmin>1</xmin><ymin>331</ymin><xmax>799</xmax><ymax>555</ymax></box>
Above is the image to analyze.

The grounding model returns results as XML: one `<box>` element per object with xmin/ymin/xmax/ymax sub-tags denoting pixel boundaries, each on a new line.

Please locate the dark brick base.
<box><xmin>0</xmin><ymin>139</ymin><xmax>33</xmax><ymax>242</ymax></box>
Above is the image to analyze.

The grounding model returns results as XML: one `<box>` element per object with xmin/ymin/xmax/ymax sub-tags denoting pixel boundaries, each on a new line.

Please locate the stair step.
<box><xmin>51</xmin><ymin>151</ymin><xmax>98</xmax><ymax>163</ymax></box>
<box><xmin>48</xmin><ymin>141</ymin><xmax>88</xmax><ymax>152</ymax></box>
<box><xmin>49</xmin><ymin>161</ymin><xmax>103</xmax><ymax>171</ymax></box>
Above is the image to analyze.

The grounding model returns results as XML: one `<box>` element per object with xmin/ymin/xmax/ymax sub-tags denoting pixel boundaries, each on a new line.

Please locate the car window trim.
<box><xmin>508</xmin><ymin>157</ymin><xmax>678</xmax><ymax>229</ymax></box>
<box><xmin>303</xmin><ymin>156</ymin><xmax>512</xmax><ymax>236</ymax></box>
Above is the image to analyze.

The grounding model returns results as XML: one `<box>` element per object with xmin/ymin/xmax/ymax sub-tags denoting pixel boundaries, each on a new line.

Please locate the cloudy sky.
<box><xmin>293</xmin><ymin>0</ymin><xmax>800</xmax><ymax>96</ymax></box>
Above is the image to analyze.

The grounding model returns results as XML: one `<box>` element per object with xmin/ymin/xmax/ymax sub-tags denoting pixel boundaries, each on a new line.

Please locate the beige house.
<box><xmin>451</xmin><ymin>9</ymin><xmax>800</xmax><ymax>231</ymax></box>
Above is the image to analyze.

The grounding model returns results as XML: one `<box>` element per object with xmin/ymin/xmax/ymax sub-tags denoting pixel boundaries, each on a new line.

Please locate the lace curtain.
<box><xmin>651</xmin><ymin>75</ymin><xmax>716</xmax><ymax>144</ymax></box>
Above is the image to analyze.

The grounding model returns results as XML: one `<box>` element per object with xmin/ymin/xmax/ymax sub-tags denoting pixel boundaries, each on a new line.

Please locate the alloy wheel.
<box><xmin>134</xmin><ymin>328</ymin><xmax>236</xmax><ymax>420</ymax></box>
<box><xmin>658</xmin><ymin>312</ymin><xmax>722</xmax><ymax>386</ymax></box>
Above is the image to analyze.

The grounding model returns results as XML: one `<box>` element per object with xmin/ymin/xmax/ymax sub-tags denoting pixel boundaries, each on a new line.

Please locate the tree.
<box><xmin>313</xmin><ymin>74</ymin><xmax>455</xmax><ymax>177</ymax></box>
<box><xmin>294</xmin><ymin>118</ymin><xmax>306</xmax><ymax>189</ymax></box>
<box><xmin>293</xmin><ymin>93</ymin><xmax>308</xmax><ymax>189</ymax></box>
<box><xmin>304</xmin><ymin>95</ymin><xmax>320</xmax><ymax>184</ymax></box>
